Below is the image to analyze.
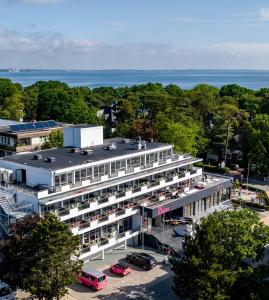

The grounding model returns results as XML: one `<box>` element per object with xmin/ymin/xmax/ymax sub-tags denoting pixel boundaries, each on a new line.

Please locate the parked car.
<box><xmin>110</xmin><ymin>261</ymin><xmax>132</xmax><ymax>276</ymax></box>
<box><xmin>0</xmin><ymin>281</ymin><xmax>14</xmax><ymax>300</ymax></box>
<box><xmin>78</xmin><ymin>266</ymin><xmax>107</xmax><ymax>291</ymax></box>
<box><xmin>126</xmin><ymin>252</ymin><xmax>157</xmax><ymax>270</ymax></box>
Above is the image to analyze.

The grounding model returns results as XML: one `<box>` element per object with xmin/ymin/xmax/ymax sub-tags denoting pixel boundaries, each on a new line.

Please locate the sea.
<box><xmin>1</xmin><ymin>69</ymin><xmax>269</xmax><ymax>90</ymax></box>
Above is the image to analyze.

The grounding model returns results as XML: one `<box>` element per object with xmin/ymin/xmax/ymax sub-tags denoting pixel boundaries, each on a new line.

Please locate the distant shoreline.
<box><xmin>1</xmin><ymin>69</ymin><xmax>269</xmax><ymax>90</ymax></box>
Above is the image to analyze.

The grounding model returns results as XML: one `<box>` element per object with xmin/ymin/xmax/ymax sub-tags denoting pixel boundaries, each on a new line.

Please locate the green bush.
<box><xmin>232</xmin><ymin>199</ymin><xmax>269</xmax><ymax>211</ymax></box>
<box><xmin>195</xmin><ymin>162</ymin><xmax>230</xmax><ymax>174</ymax></box>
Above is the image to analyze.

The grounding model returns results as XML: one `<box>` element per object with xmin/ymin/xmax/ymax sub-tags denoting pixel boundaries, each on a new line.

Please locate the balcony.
<box><xmin>97</xmin><ymin>197</ymin><xmax>109</xmax><ymax>205</ymax></box>
<box><xmin>116</xmin><ymin>208</ymin><xmax>125</xmax><ymax>217</ymax></box>
<box><xmin>78</xmin><ymin>202</ymin><xmax>91</xmax><ymax>211</ymax></box>
<box><xmin>57</xmin><ymin>207</ymin><xmax>70</xmax><ymax>216</ymax></box>
<box><xmin>79</xmin><ymin>230</ymin><xmax>140</xmax><ymax>257</ymax></box>
<box><xmin>98</xmin><ymin>215</ymin><xmax>109</xmax><ymax>223</ymax></box>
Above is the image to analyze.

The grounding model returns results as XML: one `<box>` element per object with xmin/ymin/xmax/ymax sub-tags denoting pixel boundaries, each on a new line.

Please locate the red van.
<box><xmin>79</xmin><ymin>266</ymin><xmax>107</xmax><ymax>291</ymax></box>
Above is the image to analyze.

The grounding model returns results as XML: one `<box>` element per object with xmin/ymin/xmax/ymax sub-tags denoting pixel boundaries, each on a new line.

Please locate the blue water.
<box><xmin>1</xmin><ymin>69</ymin><xmax>269</xmax><ymax>90</ymax></box>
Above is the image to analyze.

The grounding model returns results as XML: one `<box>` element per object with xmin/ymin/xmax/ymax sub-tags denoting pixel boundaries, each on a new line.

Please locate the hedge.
<box><xmin>232</xmin><ymin>199</ymin><xmax>269</xmax><ymax>211</ymax></box>
<box><xmin>195</xmin><ymin>162</ymin><xmax>230</xmax><ymax>174</ymax></box>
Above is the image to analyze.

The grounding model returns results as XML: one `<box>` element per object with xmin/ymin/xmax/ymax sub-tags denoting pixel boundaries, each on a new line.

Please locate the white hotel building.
<box><xmin>0</xmin><ymin>125</ymin><xmax>232</xmax><ymax>260</ymax></box>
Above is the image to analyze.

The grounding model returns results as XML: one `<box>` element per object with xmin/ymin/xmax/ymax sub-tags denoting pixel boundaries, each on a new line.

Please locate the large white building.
<box><xmin>0</xmin><ymin>125</ymin><xmax>232</xmax><ymax>260</ymax></box>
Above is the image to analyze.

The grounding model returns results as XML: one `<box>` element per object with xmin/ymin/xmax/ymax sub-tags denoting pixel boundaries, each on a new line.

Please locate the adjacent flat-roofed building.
<box><xmin>0</xmin><ymin>120</ymin><xmax>64</xmax><ymax>157</ymax></box>
<box><xmin>0</xmin><ymin>125</ymin><xmax>232</xmax><ymax>260</ymax></box>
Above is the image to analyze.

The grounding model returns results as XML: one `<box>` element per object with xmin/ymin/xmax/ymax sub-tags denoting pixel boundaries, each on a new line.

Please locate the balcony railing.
<box><xmin>116</xmin><ymin>208</ymin><xmax>125</xmax><ymax>216</ymax></box>
<box><xmin>98</xmin><ymin>215</ymin><xmax>109</xmax><ymax>223</ymax></box>
<box><xmin>57</xmin><ymin>207</ymin><xmax>70</xmax><ymax>216</ymax></box>
<box><xmin>78</xmin><ymin>202</ymin><xmax>91</xmax><ymax>211</ymax></box>
<box><xmin>58</xmin><ymin>168</ymin><xmax>201</xmax><ymax>217</ymax></box>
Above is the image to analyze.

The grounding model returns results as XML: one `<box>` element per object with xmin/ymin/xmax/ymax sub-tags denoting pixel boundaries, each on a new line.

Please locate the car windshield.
<box><xmin>0</xmin><ymin>287</ymin><xmax>11</xmax><ymax>297</ymax></box>
<box><xmin>98</xmin><ymin>275</ymin><xmax>106</xmax><ymax>282</ymax></box>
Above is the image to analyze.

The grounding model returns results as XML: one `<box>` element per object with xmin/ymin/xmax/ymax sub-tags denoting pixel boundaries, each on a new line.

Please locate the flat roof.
<box><xmin>0</xmin><ymin>119</ymin><xmax>22</xmax><ymax>126</ymax></box>
<box><xmin>1</xmin><ymin>138</ymin><xmax>171</xmax><ymax>171</ymax></box>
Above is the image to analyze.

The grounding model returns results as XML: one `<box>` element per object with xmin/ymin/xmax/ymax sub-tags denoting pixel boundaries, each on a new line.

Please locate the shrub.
<box><xmin>195</xmin><ymin>162</ymin><xmax>230</xmax><ymax>174</ymax></box>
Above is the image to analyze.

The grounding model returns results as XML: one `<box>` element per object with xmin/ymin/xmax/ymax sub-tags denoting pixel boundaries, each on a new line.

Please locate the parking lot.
<box><xmin>16</xmin><ymin>246</ymin><xmax>177</xmax><ymax>300</ymax></box>
<box><xmin>66</xmin><ymin>246</ymin><xmax>177</xmax><ymax>300</ymax></box>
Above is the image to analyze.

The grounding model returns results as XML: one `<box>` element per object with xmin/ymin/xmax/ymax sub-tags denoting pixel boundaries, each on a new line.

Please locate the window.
<box><xmin>67</xmin><ymin>173</ymin><xmax>72</xmax><ymax>184</ymax></box>
<box><xmin>81</xmin><ymin>169</ymin><xmax>86</xmax><ymax>180</ymax></box>
<box><xmin>99</xmin><ymin>165</ymin><xmax>104</xmax><ymax>176</ymax></box>
<box><xmin>111</xmin><ymin>162</ymin><xmax>116</xmax><ymax>173</ymax></box>
<box><xmin>75</xmin><ymin>171</ymin><xmax>80</xmax><ymax>183</ymax></box>
<box><xmin>86</xmin><ymin>168</ymin><xmax>92</xmax><ymax>179</ymax></box>
<box><xmin>94</xmin><ymin>166</ymin><xmax>98</xmax><ymax>178</ymax></box>
<box><xmin>61</xmin><ymin>174</ymin><xmax>67</xmax><ymax>185</ymax></box>
<box><xmin>55</xmin><ymin>176</ymin><xmax>60</xmax><ymax>187</ymax></box>
<box><xmin>81</xmin><ymin>272</ymin><xmax>90</xmax><ymax>279</ymax></box>
<box><xmin>98</xmin><ymin>276</ymin><xmax>106</xmax><ymax>282</ymax></box>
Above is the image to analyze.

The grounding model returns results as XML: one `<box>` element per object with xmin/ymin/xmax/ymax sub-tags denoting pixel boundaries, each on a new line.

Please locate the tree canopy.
<box><xmin>1</xmin><ymin>78</ymin><xmax>269</xmax><ymax>174</ymax></box>
<box><xmin>171</xmin><ymin>209</ymin><xmax>269</xmax><ymax>300</ymax></box>
<box><xmin>0</xmin><ymin>214</ymin><xmax>82</xmax><ymax>300</ymax></box>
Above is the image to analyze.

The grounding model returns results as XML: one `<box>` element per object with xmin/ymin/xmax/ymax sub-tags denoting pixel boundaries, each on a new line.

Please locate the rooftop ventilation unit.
<box><xmin>33</xmin><ymin>154</ymin><xmax>43</xmax><ymax>160</ymax></box>
<box><xmin>122</xmin><ymin>138</ymin><xmax>130</xmax><ymax>144</ymax></box>
<box><xmin>141</xmin><ymin>141</ymin><xmax>147</xmax><ymax>150</ymax></box>
<box><xmin>71</xmin><ymin>148</ymin><xmax>80</xmax><ymax>153</ymax></box>
<box><xmin>105</xmin><ymin>142</ymin><xmax>117</xmax><ymax>151</ymax></box>
<box><xmin>81</xmin><ymin>149</ymin><xmax>93</xmax><ymax>155</ymax></box>
<box><xmin>45</xmin><ymin>157</ymin><xmax>56</xmax><ymax>163</ymax></box>
<box><xmin>137</xmin><ymin>141</ymin><xmax>147</xmax><ymax>150</ymax></box>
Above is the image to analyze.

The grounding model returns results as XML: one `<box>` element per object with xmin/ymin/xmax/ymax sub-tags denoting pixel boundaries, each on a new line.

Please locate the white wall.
<box><xmin>64</xmin><ymin>126</ymin><xmax>103</xmax><ymax>148</ymax></box>
<box><xmin>0</xmin><ymin>160</ymin><xmax>53</xmax><ymax>187</ymax></box>
<box><xmin>31</xmin><ymin>136</ymin><xmax>42</xmax><ymax>145</ymax></box>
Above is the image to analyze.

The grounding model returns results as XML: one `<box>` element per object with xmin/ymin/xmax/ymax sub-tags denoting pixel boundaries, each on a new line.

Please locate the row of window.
<box><xmin>54</xmin><ymin>149</ymin><xmax>172</xmax><ymax>187</ymax></box>
<box><xmin>0</xmin><ymin>136</ymin><xmax>11</xmax><ymax>145</ymax></box>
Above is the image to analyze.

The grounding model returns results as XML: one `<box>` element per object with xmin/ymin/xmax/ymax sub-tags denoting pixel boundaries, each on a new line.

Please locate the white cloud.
<box><xmin>260</xmin><ymin>8</ymin><xmax>269</xmax><ymax>20</ymax></box>
<box><xmin>1</xmin><ymin>28</ymin><xmax>269</xmax><ymax>69</ymax></box>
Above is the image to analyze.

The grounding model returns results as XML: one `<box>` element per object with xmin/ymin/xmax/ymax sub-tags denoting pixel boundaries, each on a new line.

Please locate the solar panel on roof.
<box><xmin>34</xmin><ymin>122</ymin><xmax>44</xmax><ymax>129</ymax></box>
<box><xmin>48</xmin><ymin>120</ymin><xmax>57</xmax><ymax>127</ymax></box>
<box><xmin>25</xmin><ymin>123</ymin><xmax>35</xmax><ymax>130</ymax></box>
<box><xmin>10</xmin><ymin>125</ymin><xmax>21</xmax><ymax>132</ymax></box>
<box><xmin>42</xmin><ymin>121</ymin><xmax>49</xmax><ymax>128</ymax></box>
<box><xmin>19</xmin><ymin>124</ymin><xmax>27</xmax><ymax>131</ymax></box>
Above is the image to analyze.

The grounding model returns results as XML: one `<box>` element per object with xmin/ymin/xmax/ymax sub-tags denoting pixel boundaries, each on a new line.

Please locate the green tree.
<box><xmin>42</xmin><ymin>130</ymin><xmax>63</xmax><ymax>149</ymax></box>
<box><xmin>156</xmin><ymin>112</ymin><xmax>207</xmax><ymax>155</ymax></box>
<box><xmin>0</xmin><ymin>214</ymin><xmax>82</xmax><ymax>300</ymax></box>
<box><xmin>248</xmin><ymin>114</ymin><xmax>269</xmax><ymax>176</ymax></box>
<box><xmin>171</xmin><ymin>209</ymin><xmax>269</xmax><ymax>300</ymax></box>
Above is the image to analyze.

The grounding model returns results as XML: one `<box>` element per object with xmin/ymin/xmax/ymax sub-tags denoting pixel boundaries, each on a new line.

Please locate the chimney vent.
<box><xmin>71</xmin><ymin>148</ymin><xmax>80</xmax><ymax>153</ymax></box>
<box><xmin>34</xmin><ymin>154</ymin><xmax>43</xmax><ymax>160</ymax></box>
<box><xmin>81</xmin><ymin>149</ymin><xmax>93</xmax><ymax>155</ymax></box>
<box><xmin>45</xmin><ymin>157</ymin><xmax>56</xmax><ymax>163</ymax></box>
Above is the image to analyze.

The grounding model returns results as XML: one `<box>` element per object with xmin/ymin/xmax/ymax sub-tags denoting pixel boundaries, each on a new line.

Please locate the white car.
<box><xmin>0</xmin><ymin>281</ymin><xmax>15</xmax><ymax>300</ymax></box>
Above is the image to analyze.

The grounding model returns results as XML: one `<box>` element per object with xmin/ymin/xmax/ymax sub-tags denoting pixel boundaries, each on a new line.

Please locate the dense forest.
<box><xmin>0</xmin><ymin>77</ymin><xmax>269</xmax><ymax>176</ymax></box>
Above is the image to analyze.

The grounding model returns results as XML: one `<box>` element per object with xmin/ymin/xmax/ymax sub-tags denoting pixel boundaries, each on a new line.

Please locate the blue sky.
<box><xmin>1</xmin><ymin>0</ymin><xmax>269</xmax><ymax>69</ymax></box>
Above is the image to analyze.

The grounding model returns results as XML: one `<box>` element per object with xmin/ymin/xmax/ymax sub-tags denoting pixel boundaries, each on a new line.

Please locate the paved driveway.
<box><xmin>66</xmin><ymin>247</ymin><xmax>178</xmax><ymax>300</ymax></box>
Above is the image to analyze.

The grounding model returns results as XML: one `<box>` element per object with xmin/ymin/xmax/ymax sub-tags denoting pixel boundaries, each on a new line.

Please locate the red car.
<box><xmin>110</xmin><ymin>261</ymin><xmax>132</xmax><ymax>276</ymax></box>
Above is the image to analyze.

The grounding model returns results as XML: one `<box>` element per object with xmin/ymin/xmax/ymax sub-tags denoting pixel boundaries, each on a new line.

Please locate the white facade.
<box><xmin>0</xmin><ymin>125</ymin><xmax>232</xmax><ymax>260</ymax></box>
